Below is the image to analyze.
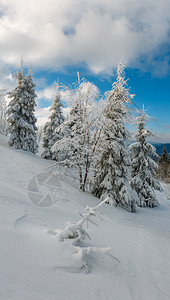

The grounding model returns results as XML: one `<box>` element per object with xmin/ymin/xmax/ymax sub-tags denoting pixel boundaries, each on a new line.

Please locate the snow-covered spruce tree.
<box><xmin>52</xmin><ymin>76</ymin><xmax>100</xmax><ymax>191</ymax></box>
<box><xmin>0</xmin><ymin>88</ymin><xmax>8</xmax><ymax>134</ymax></box>
<box><xmin>25</xmin><ymin>66</ymin><xmax>38</xmax><ymax>152</ymax></box>
<box><xmin>129</xmin><ymin>108</ymin><xmax>162</xmax><ymax>207</ymax></box>
<box><xmin>7</xmin><ymin>63</ymin><xmax>38</xmax><ymax>153</ymax></box>
<box><xmin>42</xmin><ymin>85</ymin><xmax>65</xmax><ymax>160</ymax></box>
<box><xmin>91</xmin><ymin>61</ymin><xmax>138</xmax><ymax>212</ymax></box>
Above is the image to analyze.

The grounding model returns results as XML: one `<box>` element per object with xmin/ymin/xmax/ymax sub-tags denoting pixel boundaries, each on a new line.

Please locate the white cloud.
<box><xmin>148</xmin><ymin>133</ymin><xmax>170</xmax><ymax>144</ymax></box>
<box><xmin>0</xmin><ymin>61</ymin><xmax>16</xmax><ymax>90</ymax></box>
<box><xmin>35</xmin><ymin>107</ymin><xmax>50</xmax><ymax>127</ymax></box>
<box><xmin>0</xmin><ymin>0</ymin><xmax>169</xmax><ymax>75</ymax></box>
<box><xmin>37</xmin><ymin>81</ymin><xmax>58</xmax><ymax>101</ymax></box>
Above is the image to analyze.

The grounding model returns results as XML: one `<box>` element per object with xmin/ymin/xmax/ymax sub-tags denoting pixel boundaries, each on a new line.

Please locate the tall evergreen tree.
<box><xmin>91</xmin><ymin>61</ymin><xmax>138</xmax><ymax>212</ymax></box>
<box><xmin>7</xmin><ymin>62</ymin><xmax>38</xmax><ymax>153</ymax></box>
<box><xmin>129</xmin><ymin>107</ymin><xmax>162</xmax><ymax>207</ymax></box>
<box><xmin>157</xmin><ymin>146</ymin><xmax>168</xmax><ymax>182</ymax></box>
<box><xmin>25</xmin><ymin>66</ymin><xmax>38</xmax><ymax>153</ymax></box>
<box><xmin>167</xmin><ymin>153</ymin><xmax>170</xmax><ymax>183</ymax></box>
<box><xmin>0</xmin><ymin>88</ymin><xmax>7</xmax><ymax>135</ymax></box>
<box><xmin>42</xmin><ymin>85</ymin><xmax>65</xmax><ymax>160</ymax></box>
<box><xmin>159</xmin><ymin>146</ymin><xmax>168</xmax><ymax>163</ymax></box>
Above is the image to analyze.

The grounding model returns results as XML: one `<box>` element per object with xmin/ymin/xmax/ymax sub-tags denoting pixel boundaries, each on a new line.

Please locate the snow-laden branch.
<box><xmin>49</xmin><ymin>197</ymin><xmax>120</xmax><ymax>271</ymax></box>
<box><xmin>52</xmin><ymin>197</ymin><xmax>109</xmax><ymax>241</ymax></box>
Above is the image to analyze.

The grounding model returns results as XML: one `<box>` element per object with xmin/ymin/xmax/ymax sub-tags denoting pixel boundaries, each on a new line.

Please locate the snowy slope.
<box><xmin>1</xmin><ymin>133</ymin><xmax>170</xmax><ymax>300</ymax></box>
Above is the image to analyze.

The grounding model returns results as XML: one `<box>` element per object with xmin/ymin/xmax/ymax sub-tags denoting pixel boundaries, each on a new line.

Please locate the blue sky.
<box><xmin>0</xmin><ymin>0</ymin><xmax>170</xmax><ymax>142</ymax></box>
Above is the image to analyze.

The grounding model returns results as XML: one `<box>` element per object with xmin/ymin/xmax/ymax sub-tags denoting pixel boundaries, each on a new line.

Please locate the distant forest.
<box><xmin>153</xmin><ymin>144</ymin><xmax>170</xmax><ymax>157</ymax></box>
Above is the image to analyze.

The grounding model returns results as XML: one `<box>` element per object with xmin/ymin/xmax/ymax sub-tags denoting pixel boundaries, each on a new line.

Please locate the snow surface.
<box><xmin>1</xmin><ymin>133</ymin><xmax>170</xmax><ymax>300</ymax></box>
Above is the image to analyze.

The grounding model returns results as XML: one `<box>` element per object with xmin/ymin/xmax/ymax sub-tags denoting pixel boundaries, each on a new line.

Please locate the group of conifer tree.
<box><xmin>6</xmin><ymin>60</ymin><xmax>163</xmax><ymax>212</ymax></box>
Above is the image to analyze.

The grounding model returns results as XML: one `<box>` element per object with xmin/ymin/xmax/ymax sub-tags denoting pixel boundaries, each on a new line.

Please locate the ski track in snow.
<box><xmin>14</xmin><ymin>212</ymin><xmax>28</xmax><ymax>228</ymax></box>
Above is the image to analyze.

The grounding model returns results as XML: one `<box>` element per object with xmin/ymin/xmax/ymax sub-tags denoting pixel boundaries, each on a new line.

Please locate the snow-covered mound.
<box><xmin>1</xmin><ymin>133</ymin><xmax>170</xmax><ymax>300</ymax></box>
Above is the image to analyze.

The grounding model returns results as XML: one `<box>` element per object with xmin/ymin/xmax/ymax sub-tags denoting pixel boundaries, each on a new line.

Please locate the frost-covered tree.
<box><xmin>7</xmin><ymin>63</ymin><xmax>38</xmax><ymax>153</ymax></box>
<box><xmin>52</xmin><ymin>76</ymin><xmax>100</xmax><ymax>191</ymax></box>
<box><xmin>0</xmin><ymin>88</ymin><xmax>8</xmax><ymax>134</ymax></box>
<box><xmin>42</xmin><ymin>85</ymin><xmax>65</xmax><ymax>160</ymax></box>
<box><xmin>129</xmin><ymin>107</ymin><xmax>162</xmax><ymax>207</ymax></box>
<box><xmin>91</xmin><ymin>61</ymin><xmax>138</xmax><ymax>212</ymax></box>
<box><xmin>25</xmin><ymin>66</ymin><xmax>38</xmax><ymax>152</ymax></box>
